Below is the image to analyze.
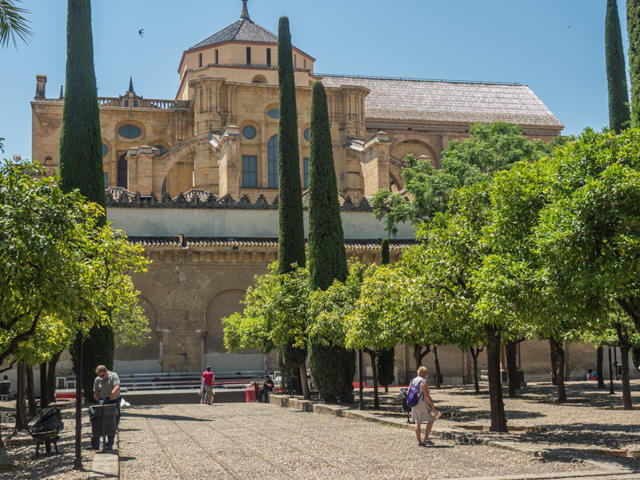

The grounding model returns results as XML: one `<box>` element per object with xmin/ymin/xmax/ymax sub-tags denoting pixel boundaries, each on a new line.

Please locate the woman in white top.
<box><xmin>410</xmin><ymin>366</ymin><xmax>438</xmax><ymax>446</ymax></box>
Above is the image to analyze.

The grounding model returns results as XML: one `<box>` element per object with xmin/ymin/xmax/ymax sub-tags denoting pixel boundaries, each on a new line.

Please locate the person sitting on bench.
<box><xmin>258</xmin><ymin>375</ymin><xmax>274</xmax><ymax>402</ymax></box>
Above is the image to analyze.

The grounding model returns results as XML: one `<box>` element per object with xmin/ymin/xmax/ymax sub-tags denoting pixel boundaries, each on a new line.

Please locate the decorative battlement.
<box><xmin>106</xmin><ymin>188</ymin><xmax>375</xmax><ymax>212</ymax></box>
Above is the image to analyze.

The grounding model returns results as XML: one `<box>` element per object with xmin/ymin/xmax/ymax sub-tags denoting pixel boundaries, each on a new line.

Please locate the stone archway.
<box><xmin>114</xmin><ymin>295</ymin><xmax>161</xmax><ymax>373</ymax></box>
<box><xmin>390</xmin><ymin>139</ymin><xmax>437</xmax><ymax>165</ymax></box>
<box><xmin>204</xmin><ymin>289</ymin><xmax>265</xmax><ymax>374</ymax></box>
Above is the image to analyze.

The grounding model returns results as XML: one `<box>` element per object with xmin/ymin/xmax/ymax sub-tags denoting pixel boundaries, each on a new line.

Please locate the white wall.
<box><xmin>107</xmin><ymin>208</ymin><xmax>416</xmax><ymax>240</ymax></box>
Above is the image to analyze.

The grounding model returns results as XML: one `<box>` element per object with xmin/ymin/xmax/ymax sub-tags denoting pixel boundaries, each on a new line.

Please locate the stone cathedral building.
<box><xmin>31</xmin><ymin>2</ymin><xmax>591</xmax><ymax>383</ymax></box>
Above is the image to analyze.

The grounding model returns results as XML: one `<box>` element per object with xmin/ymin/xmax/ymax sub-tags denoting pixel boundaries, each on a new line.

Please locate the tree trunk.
<box><xmin>597</xmin><ymin>347</ymin><xmax>605</xmax><ymax>389</ymax></box>
<box><xmin>549</xmin><ymin>340</ymin><xmax>558</xmax><ymax>386</ymax></box>
<box><xmin>485</xmin><ymin>324</ymin><xmax>508</xmax><ymax>432</ymax></box>
<box><xmin>40</xmin><ymin>363</ymin><xmax>48</xmax><ymax>409</ymax></box>
<box><xmin>620</xmin><ymin>343</ymin><xmax>633</xmax><ymax>410</ymax></box>
<box><xmin>412</xmin><ymin>345</ymin><xmax>430</xmax><ymax>372</ymax></box>
<box><xmin>298</xmin><ymin>362</ymin><xmax>310</xmax><ymax>400</ymax></box>
<box><xmin>551</xmin><ymin>339</ymin><xmax>567</xmax><ymax>403</ymax></box>
<box><xmin>26</xmin><ymin>366</ymin><xmax>37</xmax><ymax>417</ymax></box>
<box><xmin>365</xmin><ymin>349</ymin><xmax>380</xmax><ymax>410</ymax></box>
<box><xmin>47</xmin><ymin>351</ymin><xmax>62</xmax><ymax>405</ymax></box>
<box><xmin>616</xmin><ymin>297</ymin><xmax>640</xmax><ymax>335</ymax></box>
<box><xmin>470</xmin><ymin>347</ymin><xmax>481</xmax><ymax>394</ymax></box>
<box><xmin>16</xmin><ymin>364</ymin><xmax>28</xmax><ymax>431</ymax></box>
<box><xmin>614</xmin><ymin>323</ymin><xmax>633</xmax><ymax>410</ymax></box>
<box><xmin>433</xmin><ymin>346</ymin><xmax>441</xmax><ymax>389</ymax></box>
<box><xmin>506</xmin><ymin>341</ymin><xmax>519</xmax><ymax>398</ymax></box>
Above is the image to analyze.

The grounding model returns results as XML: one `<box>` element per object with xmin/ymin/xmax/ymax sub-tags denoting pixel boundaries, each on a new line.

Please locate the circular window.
<box><xmin>304</xmin><ymin>128</ymin><xmax>310</xmax><ymax>141</ymax></box>
<box><xmin>242</xmin><ymin>126</ymin><xmax>257</xmax><ymax>139</ymax></box>
<box><xmin>118</xmin><ymin>124</ymin><xmax>142</xmax><ymax>139</ymax></box>
<box><xmin>102</xmin><ymin>143</ymin><xmax>108</xmax><ymax>157</ymax></box>
<box><xmin>267</xmin><ymin>109</ymin><xmax>279</xmax><ymax>119</ymax></box>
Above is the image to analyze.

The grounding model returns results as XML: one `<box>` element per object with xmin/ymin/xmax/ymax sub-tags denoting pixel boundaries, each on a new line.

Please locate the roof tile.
<box><xmin>320</xmin><ymin>75</ymin><xmax>563</xmax><ymax>128</ymax></box>
<box><xmin>189</xmin><ymin>19</ymin><xmax>277</xmax><ymax>50</ymax></box>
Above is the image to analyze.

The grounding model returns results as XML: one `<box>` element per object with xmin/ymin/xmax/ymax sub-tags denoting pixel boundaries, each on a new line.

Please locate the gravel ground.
<box><xmin>356</xmin><ymin>380</ymin><xmax>640</xmax><ymax>470</ymax></box>
<box><xmin>119</xmin><ymin>403</ymin><xmax>593</xmax><ymax>480</ymax></box>
<box><xmin>0</xmin><ymin>400</ymin><xmax>93</xmax><ymax>480</ymax></box>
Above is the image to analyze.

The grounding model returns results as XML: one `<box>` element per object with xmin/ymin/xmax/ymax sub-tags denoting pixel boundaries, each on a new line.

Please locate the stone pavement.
<box><xmin>107</xmin><ymin>390</ymin><xmax>640</xmax><ymax>480</ymax></box>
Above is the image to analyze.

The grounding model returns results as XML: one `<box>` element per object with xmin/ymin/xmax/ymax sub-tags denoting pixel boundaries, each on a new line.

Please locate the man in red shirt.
<box><xmin>201</xmin><ymin>366</ymin><xmax>215</xmax><ymax>405</ymax></box>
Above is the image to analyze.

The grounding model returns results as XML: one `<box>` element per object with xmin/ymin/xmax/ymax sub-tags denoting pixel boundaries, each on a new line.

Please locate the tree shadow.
<box><xmin>519</xmin><ymin>421</ymin><xmax>640</xmax><ymax>450</ymax></box>
<box><xmin>123</xmin><ymin>411</ymin><xmax>203</xmax><ymax>422</ymax></box>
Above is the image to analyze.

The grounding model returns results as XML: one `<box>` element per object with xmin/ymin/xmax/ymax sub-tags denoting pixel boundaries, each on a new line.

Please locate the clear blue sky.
<box><xmin>0</xmin><ymin>0</ymin><xmax>631</xmax><ymax>160</ymax></box>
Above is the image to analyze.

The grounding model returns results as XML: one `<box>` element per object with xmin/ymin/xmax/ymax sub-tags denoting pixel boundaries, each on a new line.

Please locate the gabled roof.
<box><xmin>189</xmin><ymin>18</ymin><xmax>277</xmax><ymax>51</ymax></box>
<box><xmin>320</xmin><ymin>75</ymin><xmax>563</xmax><ymax>129</ymax></box>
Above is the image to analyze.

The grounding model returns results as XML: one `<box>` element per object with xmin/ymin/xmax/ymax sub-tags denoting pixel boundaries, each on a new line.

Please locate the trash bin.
<box><xmin>245</xmin><ymin>382</ymin><xmax>258</xmax><ymax>402</ymax></box>
<box><xmin>89</xmin><ymin>404</ymin><xmax>118</xmax><ymax>438</ymax></box>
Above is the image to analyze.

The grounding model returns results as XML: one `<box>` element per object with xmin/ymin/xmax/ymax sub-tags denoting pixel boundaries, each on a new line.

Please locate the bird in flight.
<box><xmin>138</xmin><ymin>29</ymin><xmax>144</xmax><ymax>37</ymax></box>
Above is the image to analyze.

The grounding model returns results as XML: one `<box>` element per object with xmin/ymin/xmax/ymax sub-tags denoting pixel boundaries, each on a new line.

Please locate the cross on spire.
<box><xmin>241</xmin><ymin>0</ymin><xmax>250</xmax><ymax>20</ymax></box>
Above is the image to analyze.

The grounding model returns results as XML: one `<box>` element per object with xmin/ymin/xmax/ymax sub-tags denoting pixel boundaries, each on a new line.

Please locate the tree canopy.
<box><xmin>0</xmin><ymin>161</ymin><xmax>149</xmax><ymax>367</ymax></box>
<box><xmin>372</xmin><ymin>122</ymin><xmax>554</xmax><ymax>236</ymax></box>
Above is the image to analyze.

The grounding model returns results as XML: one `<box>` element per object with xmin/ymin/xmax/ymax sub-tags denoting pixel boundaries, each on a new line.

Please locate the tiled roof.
<box><xmin>320</xmin><ymin>75</ymin><xmax>563</xmax><ymax>129</ymax></box>
<box><xmin>189</xmin><ymin>19</ymin><xmax>277</xmax><ymax>50</ymax></box>
<box><xmin>128</xmin><ymin>237</ymin><xmax>182</xmax><ymax>248</ymax></box>
<box><xmin>127</xmin><ymin>237</ymin><xmax>417</xmax><ymax>250</ymax></box>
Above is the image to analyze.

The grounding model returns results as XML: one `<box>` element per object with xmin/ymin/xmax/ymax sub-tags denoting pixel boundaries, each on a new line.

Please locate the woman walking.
<box><xmin>409</xmin><ymin>366</ymin><xmax>439</xmax><ymax>446</ymax></box>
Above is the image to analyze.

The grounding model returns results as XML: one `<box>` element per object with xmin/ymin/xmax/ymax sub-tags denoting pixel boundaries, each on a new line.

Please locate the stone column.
<box><xmin>190</xmin><ymin>77</ymin><xmax>224</xmax><ymax>135</ymax></box>
<box><xmin>211</xmin><ymin>126</ymin><xmax>241</xmax><ymax>198</ymax></box>
<box><xmin>127</xmin><ymin>145</ymin><xmax>159</xmax><ymax>194</ymax></box>
<box><xmin>354</xmin><ymin>131</ymin><xmax>391</xmax><ymax>197</ymax></box>
<box><xmin>157</xmin><ymin>330</ymin><xmax>169</xmax><ymax>372</ymax></box>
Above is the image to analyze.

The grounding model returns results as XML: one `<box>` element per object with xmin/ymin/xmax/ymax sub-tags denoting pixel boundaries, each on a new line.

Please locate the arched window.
<box><xmin>268</xmin><ymin>135</ymin><xmax>278</xmax><ymax>188</ymax></box>
<box><xmin>117</xmin><ymin>153</ymin><xmax>128</xmax><ymax>188</ymax></box>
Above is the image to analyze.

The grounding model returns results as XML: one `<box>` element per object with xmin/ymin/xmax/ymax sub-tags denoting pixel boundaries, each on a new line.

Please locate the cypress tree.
<box><xmin>376</xmin><ymin>238</ymin><xmax>395</xmax><ymax>394</ymax></box>
<box><xmin>606</xmin><ymin>0</ymin><xmax>631</xmax><ymax>132</ymax></box>
<box><xmin>376</xmin><ymin>348</ymin><xmax>395</xmax><ymax>394</ymax></box>
<box><xmin>629</xmin><ymin>0</ymin><xmax>640</xmax><ymax>127</ymax></box>
<box><xmin>307</xmin><ymin>81</ymin><xmax>354</xmax><ymax>403</ymax></box>
<box><xmin>277</xmin><ymin>16</ymin><xmax>305</xmax><ymax>274</ymax></box>
<box><xmin>59</xmin><ymin>0</ymin><xmax>105</xmax><ymax>212</ymax></box>
<box><xmin>276</xmin><ymin>17</ymin><xmax>309</xmax><ymax>399</ymax></box>
<box><xmin>380</xmin><ymin>238</ymin><xmax>390</xmax><ymax>265</ymax></box>
<box><xmin>308</xmin><ymin>81</ymin><xmax>348</xmax><ymax>290</ymax></box>
<box><xmin>59</xmin><ymin>0</ymin><xmax>112</xmax><ymax>401</ymax></box>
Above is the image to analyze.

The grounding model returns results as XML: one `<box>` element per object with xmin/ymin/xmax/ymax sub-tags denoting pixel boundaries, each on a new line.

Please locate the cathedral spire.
<box><xmin>241</xmin><ymin>0</ymin><xmax>250</xmax><ymax>20</ymax></box>
<box><xmin>128</xmin><ymin>76</ymin><xmax>135</xmax><ymax>93</ymax></box>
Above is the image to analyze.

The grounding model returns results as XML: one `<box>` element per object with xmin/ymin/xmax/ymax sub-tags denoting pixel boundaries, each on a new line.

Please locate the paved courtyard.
<box><xmin>117</xmin><ymin>402</ymin><xmax>604</xmax><ymax>480</ymax></box>
<box><xmin>2</xmin><ymin>381</ymin><xmax>640</xmax><ymax>479</ymax></box>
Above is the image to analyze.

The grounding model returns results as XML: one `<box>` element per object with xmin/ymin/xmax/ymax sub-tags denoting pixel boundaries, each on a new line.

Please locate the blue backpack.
<box><xmin>406</xmin><ymin>379</ymin><xmax>424</xmax><ymax>407</ymax></box>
